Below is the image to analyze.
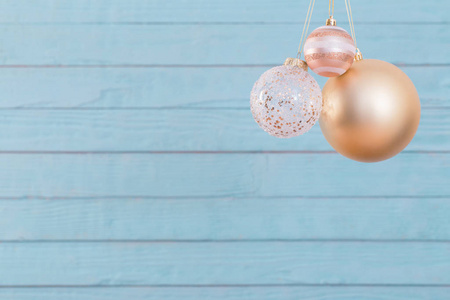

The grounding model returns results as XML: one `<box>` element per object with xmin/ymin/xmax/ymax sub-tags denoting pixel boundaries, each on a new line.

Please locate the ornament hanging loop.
<box><xmin>345</xmin><ymin>0</ymin><xmax>358</xmax><ymax>49</ymax></box>
<box><xmin>326</xmin><ymin>0</ymin><xmax>336</xmax><ymax>26</ymax></box>
<box><xmin>329</xmin><ymin>0</ymin><xmax>335</xmax><ymax>19</ymax></box>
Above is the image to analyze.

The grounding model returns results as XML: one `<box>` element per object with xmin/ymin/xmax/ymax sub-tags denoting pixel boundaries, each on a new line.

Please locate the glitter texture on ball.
<box><xmin>250</xmin><ymin>64</ymin><xmax>322</xmax><ymax>138</ymax></box>
<box><xmin>304</xmin><ymin>25</ymin><xmax>356</xmax><ymax>77</ymax></box>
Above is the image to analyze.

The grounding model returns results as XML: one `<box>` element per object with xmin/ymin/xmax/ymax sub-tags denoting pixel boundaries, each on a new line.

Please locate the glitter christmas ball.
<box><xmin>250</xmin><ymin>59</ymin><xmax>322</xmax><ymax>138</ymax></box>
<box><xmin>304</xmin><ymin>25</ymin><xmax>356</xmax><ymax>77</ymax></box>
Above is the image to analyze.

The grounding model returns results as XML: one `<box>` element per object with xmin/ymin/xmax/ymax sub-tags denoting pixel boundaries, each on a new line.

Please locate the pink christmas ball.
<box><xmin>304</xmin><ymin>26</ymin><xmax>356</xmax><ymax>77</ymax></box>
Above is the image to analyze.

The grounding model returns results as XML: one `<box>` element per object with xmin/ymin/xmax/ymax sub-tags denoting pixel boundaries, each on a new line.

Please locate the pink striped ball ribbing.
<box><xmin>304</xmin><ymin>26</ymin><xmax>356</xmax><ymax>77</ymax></box>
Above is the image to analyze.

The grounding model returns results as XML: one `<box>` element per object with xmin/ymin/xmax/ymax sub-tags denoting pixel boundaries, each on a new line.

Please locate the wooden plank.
<box><xmin>0</xmin><ymin>66</ymin><xmax>447</xmax><ymax>108</ymax></box>
<box><xmin>0</xmin><ymin>0</ymin><xmax>446</xmax><ymax>23</ymax></box>
<box><xmin>0</xmin><ymin>286</ymin><xmax>449</xmax><ymax>300</ymax></box>
<box><xmin>0</xmin><ymin>153</ymin><xmax>446</xmax><ymax>197</ymax></box>
<box><xmin>0</xmin><ymin>242</ymin><xmax>449</xmax><ymax>285</ymax></box>
<box><xmin>0</xmin><ymin>24</ymin><xmax>447</xmax><ymax>65</ymax></box>
<box><xmin>0</xmin><ymin>108</ymin><xmax>446</xmax><ymax>152</ymax></box>
<box><xmin>0</xmin><ymin>197</ymin><xmax>449</xmax><ymax>241</ymax></box>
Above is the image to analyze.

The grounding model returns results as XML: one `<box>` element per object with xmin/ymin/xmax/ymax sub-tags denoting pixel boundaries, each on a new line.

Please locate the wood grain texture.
<box><xmin>0</xmin><ymin>287</ymin><xmax>449</xmax><ymax>300</ymax></box>
<box><xmin>0</xmin><ymin>242</ymin><xmax>449</xmax><ymax>285</ymax></box>
<box><xmin>0</xmin><ymin>24</ymin><xmax>446</xmax><ymax>65</ymax></box>
<box><xmin>0</xmin><ymin>0</ymin><xmax>446</xmax><ymax>23</ymax></box>
<box><xmin>0</xmin><ymin>0</ymin><xmax>448</xmax><ymax>295</ymax></box>
<box><xmin>0</xmin><ymin>108</ymin><xmax>445</xmax><ymax>151</ymax></box>
<box><xmin>0</xmin><ymin>197</ymin><xmax>449</xmax><ymax>241</ymax></box>
<box><xmin>0</xmin><ymin>67</ymin><xmax>446</xmax><ymax>109</ymax></box>
<box><xmin>0</xmin><ymin>153</ymin><xmax>447</xmax><ymax>198</ymax></box>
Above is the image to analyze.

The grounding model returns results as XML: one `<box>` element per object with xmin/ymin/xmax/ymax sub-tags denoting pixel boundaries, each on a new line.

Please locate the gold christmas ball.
<box><xmin>320</xmin><ymin>59</ymin><xmax>421</xmax><ymax>162</ymax></box>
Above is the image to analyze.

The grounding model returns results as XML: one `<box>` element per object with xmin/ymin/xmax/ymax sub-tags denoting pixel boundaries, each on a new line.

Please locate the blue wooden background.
<box><xmin>0</xmin><ymin>0</ymin><xmax>449</xmax><ymax>299</ymax></box>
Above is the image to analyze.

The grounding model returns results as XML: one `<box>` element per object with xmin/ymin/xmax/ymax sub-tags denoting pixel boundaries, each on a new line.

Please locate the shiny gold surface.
<box><xmin>319</xmin><ymin>59</ymin><xmax>421</xmax><ymax>162</ymax></box>
<box><xmin>284</xmin><ymin>57</ymin><xmax>308</xmax><ymax>71</ymax></box>
<box><xmin>326</xmin><ymin>17</ymin><xmax>336</xmax><ymax>26</ymax></box>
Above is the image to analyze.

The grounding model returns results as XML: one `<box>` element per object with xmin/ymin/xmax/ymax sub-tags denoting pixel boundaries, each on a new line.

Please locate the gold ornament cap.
<box><xmin>354</xmin><ymin>48</ymin><xmax>363</xmax><ymax>61</ymax></box>
<box><xmin>326</xmin><ymin>17</ymin><xmax>336</xmax><ymax>26</ymax></box>
<box><xmin>284</xmin><ymin>57</ymin><xmax>308</xmax><ymax>71</ymax></box>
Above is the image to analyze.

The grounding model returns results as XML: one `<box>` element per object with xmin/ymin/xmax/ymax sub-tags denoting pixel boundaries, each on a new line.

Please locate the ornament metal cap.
<box><xmin>354</xmin><ymin>48</ymin><xmax>363</xmax><ymax>61</ymax></box>
<box><xmin>284</xmin><ymin>57</ymin><xmax>308</xmax><ymax>71</ymax></box>
<box><xmin>326</xmin><ymin>17</ymin><xmax>336</xmax><ymax>26</ymax></box>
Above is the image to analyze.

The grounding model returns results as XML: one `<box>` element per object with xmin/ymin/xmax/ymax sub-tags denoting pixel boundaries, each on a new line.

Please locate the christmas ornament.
<box><xmin>320</xmin><ymin>57</ymin><xmax>421</xmax><ymax>162</ymax></box>
<box><xmin>319</xmin><ymin>0</ymin><xmax>421</xmax><ymax>162</ymax></box>
<box><xmin>250</xmin><ymin>0</ymin><xmax>322</xmax><ymax>138</ymax></box>
<box><xmin>248</xmin><ymin>0</ymin><xmax>421</xmax><ymax>162</ymax></box>
<box><xmin>250</xmin><ymin>58</ymin><xmax>322</xmax><ymax>138</ymax></box>
<box><xmin>304</xmin><ymin>18</ymin><xmax>356</xmax><ymax>77</ymax></box>
<box><xmin>304</xmin><ymin>0</ymin><xmax>355</xmax><ymax>77</ymax></box>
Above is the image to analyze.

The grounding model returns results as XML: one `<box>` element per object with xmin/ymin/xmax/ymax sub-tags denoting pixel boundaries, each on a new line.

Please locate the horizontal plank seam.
<box><xmin>0</xmin><ymin>106</ymin><xmax>447</xmax><ymax>111</ymax></box>
<box><xmin>0</xmin><ymin>64</ymin><xmax>447</xmax><ymax>68</ymax></box>
<box><xmin>0</xmin><ymin>195</ymin><xmax>448</xmax><ymax>200</ymax></box>
<box><xmin>1</xmin><ymin>239</ymin><xmax>450</xmax><ymax>243</ymax></box>
<box><xmin>0</xmin><ymin>284</ymin><xmax>448</xmax><ymax>288</ymax></box>
<box><xmin>0</xmin><ymin>151</ymin><xmax>445</xmax><ymax>154</ymax></box>
<box><xmin>0</xmin><ymin>21</ymin><xmax>448</xmax><ymax>26</ymax></box>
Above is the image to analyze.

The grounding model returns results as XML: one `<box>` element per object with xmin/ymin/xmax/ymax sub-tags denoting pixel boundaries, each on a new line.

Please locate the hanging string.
<box><xmin>345</xmin><ymin>0</ymin><xmax>357</xmax><ymax>48</ymax></box>
<box><xmin>329</xmin><ymin>0</ymin><xmax>334</xmax><ymax>18</ymax></box>
<box><xmin>296</xmin><ymin>0</ymin><xmax>316</xmax><ymax>58</ymax></box>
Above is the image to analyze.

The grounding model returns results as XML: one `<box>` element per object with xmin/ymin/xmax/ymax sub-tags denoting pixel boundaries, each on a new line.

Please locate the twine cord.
<box><xmin>296</xmin><ymin>0</ymin><xmax>316</xmax><ymax>58</ymax></box>
<box><xmin>329</xmin><ymin>0</ymin><xmax>334</xmax><ymax>17</ymax></box>
<box><xmin>345</xmin><ymin>0</ymin><xmax>357</xmax><ymax>48</ymax></box>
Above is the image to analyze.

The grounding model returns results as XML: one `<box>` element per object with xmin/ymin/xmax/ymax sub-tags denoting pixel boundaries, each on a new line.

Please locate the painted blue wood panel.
<box><xmin>0</xmin><ymin>108</ymin><xmax>446</xmax><ymax>151</ymax></box>
<box><xmin>0</xmin><ymin>153</ymin><xmax>446</xmax><ymax>197</ymax></box>
<box><xmin>0</xmin><ymin>24</ymin><xmax>446</xmax><ymax>65</ymax></box>
<box><xmin>0</xmin><ymin>242</ymin><xmax>449</xmax><ymax>285</ymax></box>
<box><xmin>0</xmin><ymin>66</ymin><xmax>446</xmax><ymax>108</ymax></box>
<box><xmin>0</xmin><ymin>0</ymin><xmax>446</xmax><ymax>23</ymax></box>
<box><xmin>1</xmin><ymin>287</ymin><xmax>450</xmax><ymax>300</ymax></box>
<box><xmin>0</xmin><ymin>0</ymin><xmax>448</xmax><ymax>299</ymax></box>
<box><xmin>0</xmin><ymin>197</ymin><xmax>448</xmax><ymax>241</ymax></box>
